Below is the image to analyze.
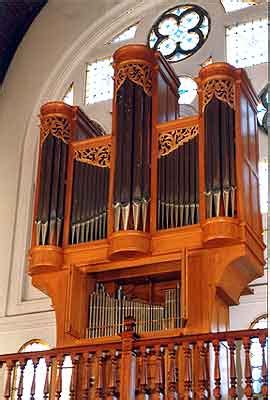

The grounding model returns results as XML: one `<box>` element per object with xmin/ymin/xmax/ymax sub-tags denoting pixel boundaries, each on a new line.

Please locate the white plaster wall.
<box><xmin>0</xmin><ymin>0</ymin><xmax>267</xmax><ymax>353</ymax></box>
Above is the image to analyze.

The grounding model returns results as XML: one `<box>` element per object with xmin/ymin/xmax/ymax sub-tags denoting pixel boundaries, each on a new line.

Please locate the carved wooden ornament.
<box><xmin>202</xmin><ymin>79</ymin><xmax>235</xmax><ymax>111</ymax></box>
<box><xmin>115</xmin><ymin>62</ymin><xmax>152</xmax><ymax>96</ymax></box>
<box><xmin>40</xmin><ymin>115</ymin><xmax>72</xmax><ymax>144</ymax></box>
<box><xmin>159</xmin><ymin>125</ymin><xmax>199</xmax><ymax>157</ymax></box>
<box><xmin>74</xmin><ymin>143</ymin><xmax>111</xmax><ymax>168</ymax></box>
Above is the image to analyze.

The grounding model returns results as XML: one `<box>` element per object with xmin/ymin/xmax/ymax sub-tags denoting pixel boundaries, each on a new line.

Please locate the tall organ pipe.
<box><xmin>204</xmin><ymin>98</ymin><xmax>236</xmax><ymax>218</ymax></box>
<box><xmin>113</xmin><ymin>79</ymin><xmax>152</xmax><ymax>232</ymax></box>
<box><xmin>36</xmin><ymin>134</ymin><xmax>68</xmax><ymax>246</ymax></box>
<box><xmin>157</xmin><ymin>134</ymin><xmax>199</xmax><ymax>230</ymax></box>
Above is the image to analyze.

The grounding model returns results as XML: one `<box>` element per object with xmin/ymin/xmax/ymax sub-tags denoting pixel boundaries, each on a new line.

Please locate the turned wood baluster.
<box><xmin>259</xmin><ymin>333</ymin><xmax>268</xmax><ymax>400</ymax></box>
<box><xmin>30</xmin><ymin>358</ymin><xmax>39</xmax><ymax>400</ymax></box>
<box><xmin>106</xmin><ymin>351</ymin><xmax>118</xmax><ymax>400</ymax></box>
<box><xmin>81</xmin><ymin>352</ymin><xmax>90</xmax><ymax>400</ymax></box>
<box><xmin>152</xmin><ymin>345</ymin><xmax>164</xmax><ymax>400</ymax></box>
<box><xmin>212</xmin><ymin>340</ymin><xmax>221</xmax><ymax>400</ymax></box>
<box><xmin>17</xmin><ymin>359</ymin><xmax>26</xmax><ymax>400</ymax></box>
<box><xmin>227</xmin><ymin>339</ymin><xmax>237</xmax><ymax>400</ymax></box>
<box><xmin>136</xmin><ymin>346</ymin><xmax>149</xmax><ymax>400</ymax></box>
<box><xmin>243</xmin><ymin>337</ymin><xmax>253</xmax><ymax>400</ymax></box>
<box><xmin>69</xmin><ymin>354</ymin><xmax>79</xmax><ymax>400</ymax></box>
<box><xmin>183</xmin><ymin>343</ymin><xmax>192</xmax><ymax>400</ymax></box>
<box><xmin>168</xmin><ymin>344</ymin><xmax>178</xmax><ymax>400</ymax></box>
<box><xmin>96</xmin><ymin>351</ymin><xmax>105</xmax><ymax>399</ymax></box>
<box><xmin>3</xmin><ymin>360</ymin><xmax>15</xmax><ymax>399</ymax></box>
<box><xmin>43</xmin><ymin>356</ymin><xmax>52</xmax><ymax>400</ymax></box>
<box><xmin>197</xmin><ymin>341</ymin><xmax>207</xmax><ymax>400</ymax></box>
<box><xmin>55</xmin><ymin>355</ymin><xmax>64</xmax><ymax>400</ymax></box>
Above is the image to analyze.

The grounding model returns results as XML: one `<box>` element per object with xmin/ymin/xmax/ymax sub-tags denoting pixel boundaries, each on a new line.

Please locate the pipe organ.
<box><xmin>88</xmin><ymin>284</ymin><xmax>181</xmax><ymax>338</ymax></box>
<box><xmin>29</xmin><ymin>45</ymin><xmax>264</xmax><ymax>351</ymax></box>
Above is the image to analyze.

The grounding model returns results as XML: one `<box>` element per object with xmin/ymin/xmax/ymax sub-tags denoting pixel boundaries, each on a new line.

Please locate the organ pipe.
<box><xmin>88</xmin><ymin>285</ymin><xmax>181</xmax><ymax>338</ymax></box>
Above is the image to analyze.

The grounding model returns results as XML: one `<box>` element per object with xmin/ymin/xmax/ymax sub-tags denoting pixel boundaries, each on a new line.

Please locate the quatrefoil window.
<box><xmin>148</xmin><ymin>4</ymin><xmax>210</xmax><ymax>63</ymax></box>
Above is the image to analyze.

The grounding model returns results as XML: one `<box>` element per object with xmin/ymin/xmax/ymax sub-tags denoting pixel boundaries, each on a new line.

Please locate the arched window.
<box><xmin>249</xmin><ymin>315</ymin><xmax>268</xmax><ymax>395</ymax></box>
<box><xmin>148</xmin><ymin>4</ymin><xmax>210</xmax><ymax>63</ymax></box>
<box><xmin>12</xmin><ymin>339</ymin><xmax>50</xmax><ymax>400</ymax></box>
<box><xmin>12</xmin><ymin>339</ymin><xmax>72</xmax><ymax>400</ymax></box>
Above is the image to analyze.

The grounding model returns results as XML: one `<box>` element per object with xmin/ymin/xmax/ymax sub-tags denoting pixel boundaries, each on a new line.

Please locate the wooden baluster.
<box><xmin>55</xmin><ymin>355</ymin><xmax>64</xmax><ymax>400</ymax></box>
<box><xmin>3</xmin><ymin>360</ymin><xmax>15</xmax><ymax>399</ymax></box>
<box><xmin>119</xmin><ymin>318</ymin><xmax>137</xmax><ymax>400</ymax></box>
<box><xmin>43</xmin><ymin>356</ymin><xmax>52</xmax><ymax>400</ymax></box>
<box><xmin>17</xmin><ymin>359</ymin><xmax>26</xmax><ymax>400</ymax></box>
<box><xmin>243</xmin><ymin>337</ymin><xmax>253</xmax><ymax>400</ymax></box>
<box><xmin>197</xmin><ymin>341</ymin><xmax>207</xmax><ymax>400</ymax></box>
<box><xmin>69</xmin><ymin>354</ymin><xmax>79</xmax><ymax>400</ymax></box>
<box><xmin>227</xmin><ymin>339</ymin><xmax>237</xmax><ymax>400</ymax></box>
<box><xmin>183</xmin><ymin>343</ymin><xmax>192</xmax><ymax>400</ymax></box>
<box><xmin>106</xmin><ymin>351</ymin><xmax>118</xmax><ymax>400</ymax></box>
<box><xmin>96</xmin><ymin>351</ymin><xmax>105</xmax><ymax>399</ymax></box>
<box><xmin>151</xmin><ymin>345</ymin><xmax>164</xmax><ymax>400</ymax></box>
<box><xmin>259</xmin><ymin>333</ymin><xmax>268</xmax><ymax>400</ymax></box>
<box><xmin>168</xmin><ymin>344</ymin><xmax>178</xmax><ymax>400</ymax></box>
<box><xmin>81</xmin><ymin>352</ymin><xmax>90</xmax><ymax>400</ymax></box>
<box><xmin>212</xmin><ymin>340</ymin><xmax>221</xmax><ymax>400</ymax></box>
<box><xmin>30</xmin><ymin>358</ymin><xmax>39</xmax><ymax>400</ymax></box>
<box><xmin>136</xmin><ymin>347</ymin><xmax>149</xmax><ymax>400</ymax></box>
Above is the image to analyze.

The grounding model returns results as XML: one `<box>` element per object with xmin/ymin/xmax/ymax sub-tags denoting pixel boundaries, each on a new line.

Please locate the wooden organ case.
<box><xmin>29</xmin><ymin>45</ymin><xmax>264</xmax><ymax>350</ymax></box>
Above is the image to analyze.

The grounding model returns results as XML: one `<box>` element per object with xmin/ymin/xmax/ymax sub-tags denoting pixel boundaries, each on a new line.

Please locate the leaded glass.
<box><xmin>257</xmin><ymin>84</ymin><xmax>269</xmax><ymax>134</ymax></box>
<box><xmin>178</xmin><ymin>76</ymin><xmax>197</xmax><ymax>104</ymax></box>
<box><xmin>259</xmin><ymin>160</ymin><xmax>268</xmax><ymax>214</ymax></box>
<box><xmin>110</xmin><ymin>22</ymin><xmax>139</xmax><ymax>44</ymax></box>
<box><xmin>85</xmin><ymin>57</ymin><xmax>114</xmax><ymax>104</ymax></box>
<box><xmin>226</xmin><ymin>19</ymin><xmax>268</xmax><ymax>68</ymax></box>
<box><xmin>148</xmin><ymin>4</ymin><xmax>210</xmax><ymax>63</ymax></box>
<box><xmin>62</xmin><ymin>83</ymin><xmax>74</xmax><ymax>105</ymax></box>
<box><xmin>250</xmin><ymin>315</ymin><xmax>268</xmax><ymax>395</ymax></box>
<box><xmin>221</xmin><ymin>0</ymin><xmax>253</xmax><ymax>13</ymax></box>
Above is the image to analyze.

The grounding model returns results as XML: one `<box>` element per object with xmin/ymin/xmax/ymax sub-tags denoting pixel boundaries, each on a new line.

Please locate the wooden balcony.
<box><xmin>0</xmin><ymin>322</ymin><xmax>267</xmax><ymax>399</ymax></box>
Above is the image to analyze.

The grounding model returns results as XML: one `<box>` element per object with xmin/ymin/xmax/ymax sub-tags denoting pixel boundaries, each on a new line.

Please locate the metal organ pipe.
<box><xmin>87</xmin><ymin>285</ymin><xmax>181</xmax><ymax>338</ymax></box>
<box><xmin>157</xmin><ymin>133</ymin><xmax>199</xmax><ymax>230</ymax></box>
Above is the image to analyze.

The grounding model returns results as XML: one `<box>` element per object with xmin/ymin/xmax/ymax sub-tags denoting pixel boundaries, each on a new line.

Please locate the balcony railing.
<box><xmin>0</xmin><ymin>323</ymin><xmax>267</xmax><ymax>399</ymax></box>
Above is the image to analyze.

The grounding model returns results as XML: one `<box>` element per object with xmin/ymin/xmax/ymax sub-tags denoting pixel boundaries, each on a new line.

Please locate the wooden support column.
<box><xmin>120</xmin><ymin>318</ymin><xmax>138</xmax><ymax>400</ymax></box>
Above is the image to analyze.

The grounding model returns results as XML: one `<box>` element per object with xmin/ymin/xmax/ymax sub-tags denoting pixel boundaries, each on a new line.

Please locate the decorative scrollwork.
<box><xmin>74</xmin><ymin>143</ymin><xmax>111</xmax><ymax>168</ymax></box>
<box><xmin>115</xmin><ymin>63</ymin><xmax>152</xmax><ymax>96</ymax></box>
<box><xmin>40</xmin><ymin>115</ymin><xmax>72</xmax><ymax>144</ymax></box>
<box><xmin>159</xmin><ymin>125</ymin><xmax>199</xmax><ymax>157</ymax></box>
<box><xmin>202</xmin><ymin>79</ymin><xmax>235</xmax><ymax>110</ymax></box>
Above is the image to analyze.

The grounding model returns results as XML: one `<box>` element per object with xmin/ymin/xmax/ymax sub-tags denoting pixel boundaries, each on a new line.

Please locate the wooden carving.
<box><xmin>74</xmin><ymin>143</ymin><xmax>111</xmax><ymax>168</ymax></box>
<box><xmin>115</xmin><ymin>62</ymin><xmax>152</xmax><ymax>96</ymax></box>
<box><xmin>159</xmin><ymin>124</ymin><xmax>199</xmax><ymax>157</ymax></box>
<box><xmin>202</xmin><ymin>79</ymin><xmax>235</xmax><ymax>111</ymax></box>
<box><xmin>40</xmin><ymin>115</ymin><xmax>72</xmax><ymax>144</ymax></box>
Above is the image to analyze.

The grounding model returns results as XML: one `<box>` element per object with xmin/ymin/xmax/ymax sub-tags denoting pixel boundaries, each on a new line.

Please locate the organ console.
<box><xmin>28</xmin><ymin>45</ymin><xmax>264</xmax><ymax>350</ymax></box>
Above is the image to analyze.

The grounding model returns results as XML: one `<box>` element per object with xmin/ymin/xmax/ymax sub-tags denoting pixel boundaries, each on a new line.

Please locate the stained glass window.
<box><xmin>178</xmin><ymin>76</ymin><xmax>197</xmax><ymax>104</ymax></box>
<box><xmin>221</xmin><ymin>0</ymin><xmax>254</xmax><ymax>13</ymax></box>
<box><xmin>250</xmin><ymin>315</ymin><xmax>268</xmax><ymax>395</ymax></box>
<box><xmin>62</xmin><ymin>83</ymin><xmax>74</xmax><ymax>105</ymax></box>
<box><xmin>85</xmin><ymin>57</ymin><xmax>114</xmax><ymax>104</ymax></box>
<box><xmin>259</xmin><ymin>160</ymin><xmax>268</xmax><ymax>214</ymax></box>
<box><xmin>110</xmin><ymin>22</ymin><xmax>139</xmax><ymax>44</ymax></box>
<box><xmin>257</xmin><ymin>84</ymin><xmax>269</xmax><ymax>134</ymax></box>
<box><xmin>148</xmin><ymin>4</ymin><xmax>210</xmax><ymax>63</ymax></box>
<box><xmin>226</xmin><ymin>19</ymin><xmax>268</xmax><ymax>68</ymax></box>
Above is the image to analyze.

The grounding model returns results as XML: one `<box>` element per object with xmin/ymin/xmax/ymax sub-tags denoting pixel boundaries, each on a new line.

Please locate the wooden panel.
<box><xmin>158</xmin><ymin>74</ymin><xmax>168</xmax><ymax>123</ymax></box>
<box><xmin>240</xmin><ymin>95</ymin><xmax>249</xmax><ymax>159</ymax></box>
<box><xmin>242</xmin><ymin>161</ymin><xmax>252</xmax><ymax>226</ymax></box>
<box><xmin>65</xmin><ymin>266</ymin><xmax>88</xmax><ymax>338</ymax></box>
